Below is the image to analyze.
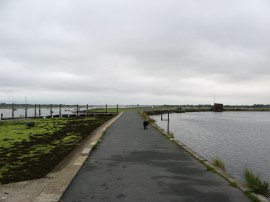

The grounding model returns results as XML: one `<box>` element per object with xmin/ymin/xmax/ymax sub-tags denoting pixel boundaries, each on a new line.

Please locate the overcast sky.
<box><xmin>0</xmin><ymin>0</ymin><xmax>270</xmax><ymax>105</ymax></box>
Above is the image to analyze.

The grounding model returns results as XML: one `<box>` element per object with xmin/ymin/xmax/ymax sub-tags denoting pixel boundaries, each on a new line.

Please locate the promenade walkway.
<box><xmin>61</xmin><ymin>112</ymin><xmax>248</xmax><ymax>202</ymax></box>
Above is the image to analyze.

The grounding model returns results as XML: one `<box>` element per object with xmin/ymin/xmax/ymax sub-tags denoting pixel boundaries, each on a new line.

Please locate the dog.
<box><xmin>143</xmin><ymin>121</ymin><xmax>149</xmax><ymax>130</ymax></box>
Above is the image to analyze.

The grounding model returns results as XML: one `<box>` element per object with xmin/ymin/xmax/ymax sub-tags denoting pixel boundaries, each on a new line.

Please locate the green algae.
<box><xmin>0</xmin><ymin>115</ymin><xmax>113</xmax><ymax>184</ymax></box>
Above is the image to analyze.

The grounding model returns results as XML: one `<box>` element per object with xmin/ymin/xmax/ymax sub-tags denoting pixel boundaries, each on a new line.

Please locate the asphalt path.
<box><xmin>61</xmin><ymin>112</ymin><xmax>249</xmax><ymax>202</ymax></box>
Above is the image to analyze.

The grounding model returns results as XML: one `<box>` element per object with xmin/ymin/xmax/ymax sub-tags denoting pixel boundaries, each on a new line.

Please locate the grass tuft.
<box><xmin>244</xmin><ymin>168</ymin><xmax>270</xmax><ymax>197</ymax></box>
<box><xmin>229</xmin><ymin>181</ymin><xmax>237</xmax><ymax>187</ymax></box>
<box><xmin>245</xmin><ymin>192</ymin><xmax>261</xmax><ymax>202</ymax></box>
<box><xmin>206</xmin><ymin>165</ymin><xmax>216</xmax><ymax>173</ymax></box>
<box><xmin>212</xmin><ymin>158</ymin><xmax>226</xmax><ymax>171</ymax></box>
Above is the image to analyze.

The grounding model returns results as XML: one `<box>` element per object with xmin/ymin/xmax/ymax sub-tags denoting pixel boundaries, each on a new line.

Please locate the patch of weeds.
<box><xmin>229</xmin><ymin>181</ymin><xmax>237</xmax><ymax>187</ymax></box>
<box><xmin>213</xmin><ymin>158</ymin><xmax>226</xmax><ymax>171</ymax></box>
<box><xmin>198</xmin><ymin>159</ymin><xmax>206</xmax><ymax>164</ymax></box>
<box><xmin>96</xmin><ymin>137</ymin><xmax>103</xmax><ymax>145</ymax></box>
<box><xmin>206</xmin><ymin>165</ymin><xmax>217</xmax><ymax>173</ymax></box>
<box><xmin>168</xmin><ymin>132</ymin><xmax>174</xmax><ymax>138</ymax></box>
<box><xmin>93</xmin><ymin>137</ymin><xmax>104</xmax><ymax>150</ymax></box>
<box><xmin>62</xmin><ymin>135</ymin><xmax>81</xmax><ymax>144</ymax></box>
<box><xmin>244</xmin><ymin>168</ymin><xmax>270</xmax><ymax>197</ymax></box>
<box><xmin>245</xmin><ymin>192</ymin><xmax>261</xmax><ymax>202</ymax></box>
<box><xmin>165</xmin><ymin>135</ymin><xmax>170</xmax><ymax>139</ymax></box>
<box><xmin>82</xmin><ymin>117</ymin><xmax>96</xmax><ymax>121</ymax></box>
<box><xmin>92</xmin><ymin>144</ymin><xmax>98</xmax><ymax>150</ymax></box>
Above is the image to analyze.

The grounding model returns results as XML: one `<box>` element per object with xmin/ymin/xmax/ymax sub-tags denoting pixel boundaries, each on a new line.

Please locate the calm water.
<box><xmin>151</xmin><ymin>112</ymin><xmax>270</xmax><ymax>182</ymax></box>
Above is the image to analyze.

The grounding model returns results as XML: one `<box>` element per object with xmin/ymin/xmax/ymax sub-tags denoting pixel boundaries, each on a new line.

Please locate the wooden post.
<box><xmin>86</xmin><ymin>104</ymin><xmax>88</xmax><ymax>116</ymax></box>
<box><xmin>117</xmin><ymin>104</ymin><xmax>118</xmax><ymax>114</ymax></box>
<box><xmin>50</xmin><ymin>105</ymin><xmax>53</xmax><ymax>117</ymax></box>
<box><xmin>167</xmin><ymin>111</ymin><xmax>170</xmax><ymax>134</ymax></box>
<box><xmin>12</xmin><ymin>103</ymin><xmax>15</xmax><ymax>119</ymax></box>
<box><xmin>25</xmin><ymin>104</ymin><xmax>28</xmax><ymax>119</ymax></box>
<box><xmin>38</xmin><ymin>104</ymin><xmax>41</xmax><ymax>117</ymax></box>
<box><xmin>59</xmin><ymin>104</ymin><xmax>62</xmax><ymax>117</ymax></box>
<box><xmin>77</xmin><ymin>104</ymin><xmax>79</xmax><ymax>116</ymax></box>
<box><xmin>34</xmin><ymin>104</ymin><xmax>37</xmax><ymax>118</ymax></box>
<box><xmin>106</xmin><ymin>104</ymin><xmax>107</xmax><ymax>114</ymax></box>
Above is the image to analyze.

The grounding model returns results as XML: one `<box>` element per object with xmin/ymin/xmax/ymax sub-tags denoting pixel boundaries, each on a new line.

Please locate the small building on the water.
<box><xmin>213</xmin><ymin>103</ymin><xmax>223</xmax><ymax>112</ymax></box>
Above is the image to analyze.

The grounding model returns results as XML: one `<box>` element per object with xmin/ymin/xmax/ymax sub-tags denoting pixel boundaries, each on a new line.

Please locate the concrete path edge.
<box><xmin>36</xmin><ymin>112</ymin><xmax>124</xmax><ymax>202</ymax></box>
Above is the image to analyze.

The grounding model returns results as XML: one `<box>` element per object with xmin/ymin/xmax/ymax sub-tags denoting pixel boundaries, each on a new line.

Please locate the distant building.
<box><xmin>213</xmin><ymin>103</ymin><xmax>223</xmax><ymax>112</ymax></box>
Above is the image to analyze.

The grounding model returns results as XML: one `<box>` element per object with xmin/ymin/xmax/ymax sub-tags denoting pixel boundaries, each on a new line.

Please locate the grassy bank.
<box><xmin>0</xmin><ymin>115</ymin><xmax>113</xmax><ymax>184</ymax></box>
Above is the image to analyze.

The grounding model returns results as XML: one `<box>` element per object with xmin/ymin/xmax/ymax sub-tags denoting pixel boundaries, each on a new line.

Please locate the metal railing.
<box><xmin>0</xmin><ymin>104</ymin><xmax>120</xmax><ymax>120</ymax></box>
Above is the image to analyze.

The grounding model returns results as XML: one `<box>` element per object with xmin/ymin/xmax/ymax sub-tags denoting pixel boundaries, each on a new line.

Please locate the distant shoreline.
<box><xmin>145</xmin><ymin>108</ymin><xmax>270</xmax><ymax>115</ymax></box>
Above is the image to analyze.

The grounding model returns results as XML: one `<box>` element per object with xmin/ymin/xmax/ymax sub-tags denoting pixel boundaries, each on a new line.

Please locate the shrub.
<box><xmin>244</xmin><ymin>168</ymin><xmax>270</xmax><ymax>197</ymax></box>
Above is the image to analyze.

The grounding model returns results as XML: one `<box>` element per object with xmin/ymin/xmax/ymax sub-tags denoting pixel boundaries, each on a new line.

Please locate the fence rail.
<box><xmin>0</xmin><ymin>104</ymin><xmax>119</xmax><ymax>120</ymax></box>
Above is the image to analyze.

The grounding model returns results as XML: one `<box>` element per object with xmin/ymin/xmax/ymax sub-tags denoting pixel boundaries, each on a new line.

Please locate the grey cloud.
<box><xmin>1</xmin><ymin>0</ymin><xmax>270</xmax><ymax>104</ymax></box>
